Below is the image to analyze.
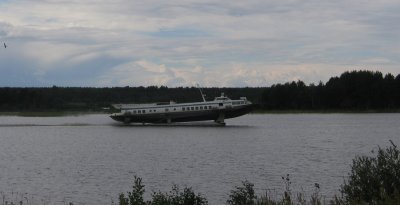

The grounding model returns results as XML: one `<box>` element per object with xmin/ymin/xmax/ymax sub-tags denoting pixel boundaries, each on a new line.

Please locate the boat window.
<box><xmin>195</xmin><ymin>107</ymin><xmax>198</xmax><ymax>110</ymax></box>
<box><xmin>165</xmin><ymin>108</ymin><xmax>169</xmax><ymax>112</ymax></box>
<box><xmin>219</xmin><ymin>103</ymin><xmax>223</xmax><ymax>106</ymax></box>
<box><xmin>133</xmin><ymin>110</ymin><xmax>137</xmax><ymax>114</ymax></box>
<box><xmin>174</xmin><ymin>108</ymin><xmax>176</xmax><ymax>111</ymax></box>
<box><xmin>200</xmin><ymin>106</ymin><xmax>203</xmax><ymax>110</ymax></box>
<box><xmin>191</xmin><ymin>107</ymin><xmax>194</xmax><ymax>110</ymax></box>
<box><xmin>142</xmin><ymin>110</ymin><xmax>145</xmax><ymax>113</ymax></box>
<box><xmin>138</xmin><ymin>110</ymin><xmax>141</xmax><ymax>114</ymax></box>
<box><xmin>182</xmin><ymin>107</ymin><xmax>185</xmax><ymax>111</ymax></box>
<box><xmin>216</xmin><ymin>97</ymin><xmax>228</xmax><ymax>100</ymax></box>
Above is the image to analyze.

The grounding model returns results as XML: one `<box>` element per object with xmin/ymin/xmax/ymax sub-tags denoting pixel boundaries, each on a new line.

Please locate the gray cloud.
<box><xmin>0</xmin><ymin>0</ymin><xmax>399</xmax><ymax>87</ymax></box>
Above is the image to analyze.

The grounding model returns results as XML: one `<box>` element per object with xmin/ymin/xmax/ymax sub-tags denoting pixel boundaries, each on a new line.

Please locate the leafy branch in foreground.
<box><xmin>118</xmin><ymin>176</ymin><xmax>146</xmax><ymax>205</ymax></box>
<box><xmin>341</xmin><ymin>140</ymin><xmax>400</xmax><ymax>204</ymax></box>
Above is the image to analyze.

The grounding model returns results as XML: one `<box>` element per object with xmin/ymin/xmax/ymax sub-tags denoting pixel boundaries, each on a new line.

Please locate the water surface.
<box><xmin>0</xmin><ymin>114</ymin><xmax>399</xmax><ymax>204</ymax></box>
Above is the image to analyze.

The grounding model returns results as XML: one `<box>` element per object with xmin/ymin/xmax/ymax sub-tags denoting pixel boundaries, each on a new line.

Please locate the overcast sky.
<box><xmin>0</xmin><ymin>0</ymin><xmax>399</xmax><ymax>87</ymax></box>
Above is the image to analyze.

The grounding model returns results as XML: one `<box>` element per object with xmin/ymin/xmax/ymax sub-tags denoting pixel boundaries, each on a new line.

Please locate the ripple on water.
<box><xmin>0</xmin><ymin>114</ymin><xmax>399</xmax><ymax>204</ymax></box>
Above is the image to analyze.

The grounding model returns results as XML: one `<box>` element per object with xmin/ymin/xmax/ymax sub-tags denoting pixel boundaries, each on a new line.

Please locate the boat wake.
<box><xmin>0</xmin><ymin>123</ymin><xmax>101</xmax><ymax>127</ymax></box>
<box><xmin>0</xmin><ymin>122</ymin><xmax>253</xmax><ymax>128</ymax></box>
<box><xmin>112</xmin><ymin>122</ymin><xmax>253</xmax><ymax>128</ymax></box>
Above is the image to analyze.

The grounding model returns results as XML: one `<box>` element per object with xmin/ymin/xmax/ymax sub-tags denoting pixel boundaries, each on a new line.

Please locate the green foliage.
<box><xmin>227</xmin><ymin>180</ymin><xmax>257</xmax><ymax>205</ymax></box>
<box><xmin>150</xmin><ymin>185</ymin><xmax>208</xmax><ymax>205</ymax></box>
<box><xmin>118</xmin><ymin>177</ymin><xmax>207</xmax><ymax>205</ymax></box>
<box><xmin>226</xmin><ymin>176</ymin><xmax>329</xmax><ymax>205</ymax></box>
<box><xmin>119</xmin><ymin>176</ymin><xmax>146</xmax><ymax>205</ymax></box>
<box><xmin>341</xmin><ymin>140</ymin><xmax>400</xmax><ymax>204</ymax></box>
<box><xmin>119</xmin><ymin>193</ymin><xmax>129</xmax><ymax>205</ymax></box>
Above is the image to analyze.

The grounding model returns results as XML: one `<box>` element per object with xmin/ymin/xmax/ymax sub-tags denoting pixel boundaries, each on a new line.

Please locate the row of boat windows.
<box><xmin>122</xmin><ymin>108</ymin><xmax>211</xmax><ymax>114</ymax></box>
<box><xmin>126</xmin><ymin>105</ymin><xmax>214</xmax><ymax>115</ymax></box>
<box><xmin>182</xmin><ymin>105</ymin><xmax>213</xmax><ymax>111</ymax></box>
<box><xmin>232</xmin><ymin>101</ymin><xmax>246</xmax><ymax>105</ymax></box>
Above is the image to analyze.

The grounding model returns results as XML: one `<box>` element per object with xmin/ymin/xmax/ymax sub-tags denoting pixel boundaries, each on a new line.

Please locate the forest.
<box><xmin>261</xmin><ymin>70</ymin><xmax>400</xmax><ymax>111</ymax></box>
<box><xmin>0</xmin><ymin>70</ymin><xmax>400</xmax><ymax>112</ymax></box>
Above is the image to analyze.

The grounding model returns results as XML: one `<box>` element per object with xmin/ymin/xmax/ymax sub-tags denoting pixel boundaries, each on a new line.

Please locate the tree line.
<box><xmin>261</xmin><ymin>70</ymin><xmax>400</xmax><ymax>110</ymax></box>
<box><xmin>0</xmin><ymin>86</ymin><xmax>264</xmax><ymax>111</ymax></box>
<box><xmin>0</xmin><ymin>70</ymin><xmax>400</xmax><ymax>111</ymax></box>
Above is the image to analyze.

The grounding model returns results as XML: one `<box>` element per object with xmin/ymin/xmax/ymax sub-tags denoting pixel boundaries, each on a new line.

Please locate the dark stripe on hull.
<box><xmin>110</xmin><ymin>105</ymin><xmax>252</xmax><ymax>124</ymax></box>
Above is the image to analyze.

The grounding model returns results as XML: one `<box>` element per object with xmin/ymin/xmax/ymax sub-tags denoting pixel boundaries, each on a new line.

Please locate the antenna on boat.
<box><xmin>197</xmin><ymin>84</ymin><xmax>206</xmax><ymax>102</ymax></box>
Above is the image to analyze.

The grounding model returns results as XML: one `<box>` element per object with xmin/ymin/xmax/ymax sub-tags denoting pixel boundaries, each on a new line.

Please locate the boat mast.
<box><xmin>197</xmin><ymin>84</ymin><xmax>206</xmax><ymax>102</ymax></box>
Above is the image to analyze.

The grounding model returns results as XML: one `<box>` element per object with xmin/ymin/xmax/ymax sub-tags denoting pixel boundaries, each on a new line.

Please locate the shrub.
<box><xmin>118</xmin><ymin>176</ymin><xmax>207</xmax><ymax>205</ymax></box>
<box><xmin>119</xmin><ymin>176</ymin><xmax>146</xmax><ymax>205</ymax></box>
<box><xmin>227</xmin><ymin>180</ymin><xmax>257</xmax><ymax>205</ymax></box>
<box><xmin>150</xmin><ymin>185</ymin><xmax>208</xmax><ymax>205</ymax></box>
<box><xmin>341</xmin><ymin>140</ymin><xmax>400</xmax><ymax>204</ymax></box>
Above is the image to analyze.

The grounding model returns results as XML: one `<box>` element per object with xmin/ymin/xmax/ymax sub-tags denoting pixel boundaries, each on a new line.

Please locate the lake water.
<box><xmin>0</xmin><ymin>114</ymin><xmax>399</xmax><ymax>204</ymax></box>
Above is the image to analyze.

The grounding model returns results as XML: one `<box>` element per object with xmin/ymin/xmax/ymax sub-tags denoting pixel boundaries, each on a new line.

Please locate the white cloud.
<box><xmin>136</xmin><ymin>60</ymin><xmax>168</xmax><ymax>73</ymax></box>
<box><xmin>97</xmin><ymin>60</ymin><xmax>176</xmax><ymax>86</ymax></box>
